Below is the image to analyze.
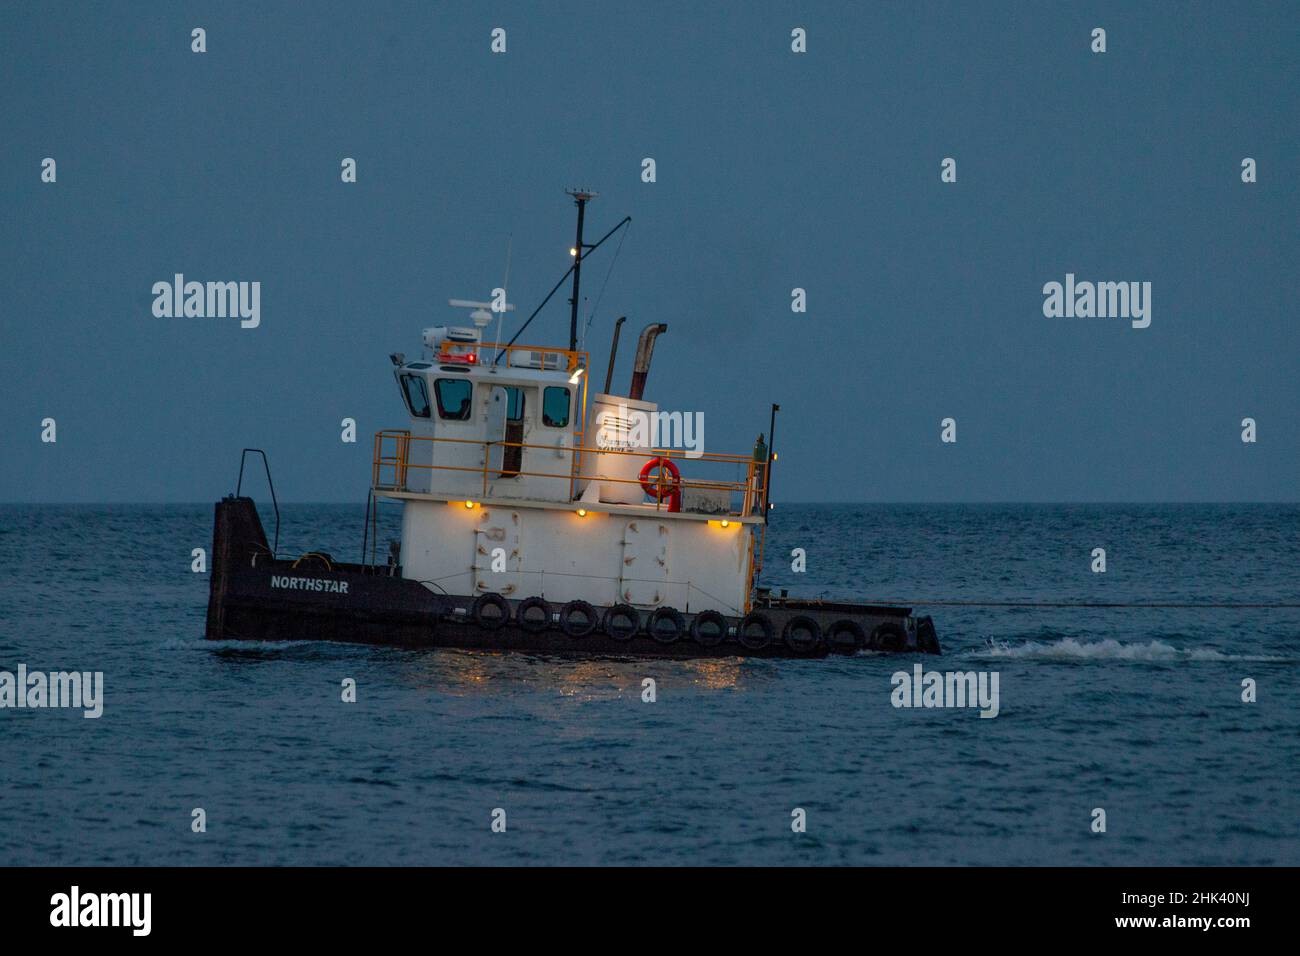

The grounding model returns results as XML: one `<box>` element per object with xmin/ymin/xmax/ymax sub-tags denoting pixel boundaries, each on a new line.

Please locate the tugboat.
<box><xmin>205</xmin><ymin>192</ymin><xmax>941</xmax><ymax>657</ymax></box>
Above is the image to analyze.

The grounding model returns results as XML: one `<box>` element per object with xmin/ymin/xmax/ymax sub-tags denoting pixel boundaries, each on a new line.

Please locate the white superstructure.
<box><xmin>372</xmin><ymin>306</ymin><xmax>767</xmax><ymax>616</ymax></box>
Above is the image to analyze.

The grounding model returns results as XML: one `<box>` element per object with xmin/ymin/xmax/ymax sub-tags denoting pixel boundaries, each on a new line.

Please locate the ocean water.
<box><xmin>1</xmin><ymin>502</ymin><xmax>1297</xmax><ymax>866</ymax></box>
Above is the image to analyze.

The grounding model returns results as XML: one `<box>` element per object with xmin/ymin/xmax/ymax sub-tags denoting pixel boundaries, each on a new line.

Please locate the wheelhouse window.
<box><xmin>400</xmin><ymin>373</ymin><xmax>431</xmax><ymax>418</ymax></box>
<box><xmin>434</xmin><ymin>378</ymin><xmax>473</xmax><ymax>421</ymax></box>
<box><xmin>542</xmin><ymin>387</ymin><xmax>570</xmax><ymax>428</ymax></box>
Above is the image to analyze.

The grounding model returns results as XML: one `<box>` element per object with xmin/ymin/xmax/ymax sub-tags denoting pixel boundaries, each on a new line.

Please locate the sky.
<box><xmin>2</xmin><ymin>1</ymin><xmax>1296</xmax><ymax>503</ymax></box>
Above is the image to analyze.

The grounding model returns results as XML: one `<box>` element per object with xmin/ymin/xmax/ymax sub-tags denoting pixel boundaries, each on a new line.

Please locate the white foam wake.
<box><xmin>971</xmin><ymin>637</ymin><xmax>1291</xmax><ymax>663</ymax></box>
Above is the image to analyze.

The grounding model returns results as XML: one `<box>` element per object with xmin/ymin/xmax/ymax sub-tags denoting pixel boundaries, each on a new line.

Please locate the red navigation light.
<box><xmin>438</xmin><ymin>345</ymin><xmax>479</xmax><ymax>365</ymax></box>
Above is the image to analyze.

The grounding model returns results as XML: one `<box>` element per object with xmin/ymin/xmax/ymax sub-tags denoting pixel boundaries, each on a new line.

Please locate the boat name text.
<box><xmin>271</xmin><ymin>575</ymin><xmax>349</xmax><ymax>593</ymax></box>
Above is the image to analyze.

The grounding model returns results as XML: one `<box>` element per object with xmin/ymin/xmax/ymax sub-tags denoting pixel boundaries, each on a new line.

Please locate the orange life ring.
<box><xmin>638</xmin><ymin>457</ymin><xmax>682</xmax><ymax>511</ymax></box>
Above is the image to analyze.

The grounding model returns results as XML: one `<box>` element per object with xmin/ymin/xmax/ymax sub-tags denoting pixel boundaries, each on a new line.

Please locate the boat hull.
<box><xmin>206</xmin><ymin>497</ymin><xmax>940</xmax><ymax>657</ymax></box>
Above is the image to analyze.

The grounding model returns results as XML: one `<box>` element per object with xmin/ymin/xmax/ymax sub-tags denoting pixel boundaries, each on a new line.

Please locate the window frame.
<box><xmin>541</xmin><ymin>386</ymin><xmax>571</xmax><ymax>428</ymax></box>
<box><xmin>400</xmin><ymin>373</ymin><xmax>431</xmax><ymax>418</ymax></box>
<box><xmin>433</xmin><ymin>378</ymin><xmax>474</xmax><ymax>421</ymax></box>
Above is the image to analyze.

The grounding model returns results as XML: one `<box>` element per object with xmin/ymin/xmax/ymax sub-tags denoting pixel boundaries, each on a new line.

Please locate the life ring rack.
<box><xmin>638</xmin><ymin>457</ymin><xmax>682</xmax><ymax>512</ymax></box>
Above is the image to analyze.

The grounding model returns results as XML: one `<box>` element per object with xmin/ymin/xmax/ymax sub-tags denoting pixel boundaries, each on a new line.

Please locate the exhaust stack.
<box><xmin>628</xmin><ymin>323</ymin><xmax>667</xmax><ymax>400</ymax></box>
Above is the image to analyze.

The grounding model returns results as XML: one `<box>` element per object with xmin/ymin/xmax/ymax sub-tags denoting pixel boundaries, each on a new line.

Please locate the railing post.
<box><xmin>398</xmin><ymin>432</ymin><xmax>409</xmax><ymax>491</ymax></box>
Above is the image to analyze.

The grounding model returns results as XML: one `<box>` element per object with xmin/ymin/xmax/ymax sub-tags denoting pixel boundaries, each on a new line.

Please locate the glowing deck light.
<box><xmin>464</xmin><ymin>500</ymin><xmax>476</xmax><ymax>510</ymax></box>
<box><xmin>720</xmin><ymin>520</ymin><xmax>730</xmax><ymax>528</ymax></box>
<box><xmin>576</xmin><ymin>508</ymin><xmax>588</xmax><ymax>517</ymax></box>
<box><xmin>569</xmin><ymin>247</ymin><xmax>577</xmax><ymax>256</ymax></box>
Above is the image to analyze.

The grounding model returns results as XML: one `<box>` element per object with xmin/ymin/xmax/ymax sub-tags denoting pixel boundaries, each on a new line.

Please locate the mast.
<box><xmin>496</xmin><ymin>196</ymin><xmax>627</xmax><ymax>363</ymax></box>
<box><xmin>566</xmin><ymin>188</ymin><xmax>595</xmax><ymax>352</ymax></box>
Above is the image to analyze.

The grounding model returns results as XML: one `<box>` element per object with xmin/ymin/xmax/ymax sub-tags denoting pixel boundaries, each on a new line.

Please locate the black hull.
<box><xmin>206</xmin><ymin>496</ymin><xmax>941</xmax><ymax>658</ymax></box>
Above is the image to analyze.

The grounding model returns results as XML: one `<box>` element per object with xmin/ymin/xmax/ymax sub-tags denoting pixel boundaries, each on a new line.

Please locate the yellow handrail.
<box><xmin>372</xmin><ymin>430</ymin><xmax>767</xmax><ymax>518</ymax></box>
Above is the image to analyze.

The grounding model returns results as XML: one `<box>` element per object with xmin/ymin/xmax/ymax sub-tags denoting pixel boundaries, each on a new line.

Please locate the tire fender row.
<box><xmin>464</xmin><ymin>593</ymin><xmax>914</xmax><ymax>653</ymax></box>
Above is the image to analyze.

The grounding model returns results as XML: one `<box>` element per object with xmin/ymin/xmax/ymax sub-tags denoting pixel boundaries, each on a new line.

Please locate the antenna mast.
<box><xmin>566</xmin><ymin>188</ymin><xmax>596</xmax><ymax>352</ymax></box>
<box><xmin>494</xmin><ymin>234</ymin><xmax>513</xmax><ymax>361</ymax></box>
<box><xmin>494</xmin><ymin>202</ymin><xmax>629</xmax><ymax>364</ymax></box>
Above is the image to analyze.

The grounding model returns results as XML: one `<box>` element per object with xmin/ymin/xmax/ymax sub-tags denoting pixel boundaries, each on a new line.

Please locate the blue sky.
<box><xmin>2</xmin><ymin>1</ymin><xmax>1296</xmax><ymax>502</ymax></box>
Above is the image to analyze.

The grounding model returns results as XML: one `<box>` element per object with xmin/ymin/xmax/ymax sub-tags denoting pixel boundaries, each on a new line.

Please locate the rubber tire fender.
<box><xmin>737</xmin><ymin>611</ymin><xmax>774</xmax><ymax>650</ymax></box>
<box><xmin>559</xmin><ymin>599</ymin><xmax>599</xmax><ymax>638</ymax></box>
<box><xmin>690</xmin><ymin>609</ymin><xmax>729</xmax><ymax>647</ymax></box>
<box><xmin>472</xmin><ymin>592</ymin><xmax>510</xmax><ymax>631</ymax></box>
<box><xmin>647</xmin><ymin>606</ymin><xmax>686</xmax><ymax>644</ymax></box>
<box><xmin>870</xmin><ymin>622</ymin><xmax>908</xmax><ymax>652</ymax></box>
<box><xmin>515</xmin><ymin>596</ymin><xmax>551</xmax><ymax>634</ymax></box>
<box><xmin>826</xmin><ymin>619</ymin><xmax>866</xmax><ymax>654</ymax></box>
<box><xmin>602</xmin><ymin>603</ymin><xmax>640</xmax><ymax>641</ymax></box>
<box><xmin>782</xmin><ymin>615</ymin><xmax>823</xmax><ymax>654</ymax></box>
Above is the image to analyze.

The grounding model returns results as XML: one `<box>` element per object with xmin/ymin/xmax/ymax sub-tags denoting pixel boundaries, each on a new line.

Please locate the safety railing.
<box><xmin>372</xmin><ymin>430</ymin><xmax>768</xmax><ymax>518</ymax></box>
<box><xmin>374</xmin><ymin>431</ymin><xmax>411</xmax><ymax>491</ymax></box>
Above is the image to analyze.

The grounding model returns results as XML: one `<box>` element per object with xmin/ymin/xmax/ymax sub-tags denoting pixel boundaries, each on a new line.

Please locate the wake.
<box><xmin>971</xmin><ymin>637</ymin><xmax>1291</xmax><ymax>663</ymax></box>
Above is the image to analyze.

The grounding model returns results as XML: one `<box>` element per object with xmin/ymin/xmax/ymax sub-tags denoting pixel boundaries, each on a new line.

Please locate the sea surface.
<box><xmin>1</xmin><ymin>503</ymin><xmax>1297</xmax><ymax>866</ymax></box>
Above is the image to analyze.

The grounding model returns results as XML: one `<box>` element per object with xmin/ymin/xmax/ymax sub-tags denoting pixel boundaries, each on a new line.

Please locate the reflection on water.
<box><xmin>396</xmin><ymin>648</ymin><xmax>754</xmax><ymax>698</ymax></box>
<box><xmin>198</xmin><ymin>641</ymin><xmax>762</xmax><ymax>699</ymax></box>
